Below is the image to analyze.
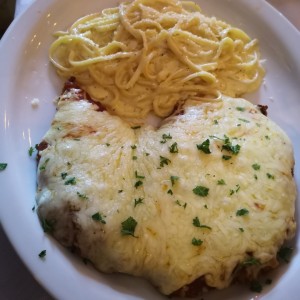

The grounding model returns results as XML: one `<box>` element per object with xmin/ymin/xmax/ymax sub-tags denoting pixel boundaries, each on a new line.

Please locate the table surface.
<box><xmin>1</xmin><ymin>0</ymin><xmax>300</xmax><ymax>299</ymax></box>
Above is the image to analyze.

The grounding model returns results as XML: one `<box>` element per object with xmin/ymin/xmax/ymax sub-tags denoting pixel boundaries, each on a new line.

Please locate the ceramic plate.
<box><xmin>0</xmin><ymin>0</ymin><xmax>299</xmax><ymax>299</ymax></box>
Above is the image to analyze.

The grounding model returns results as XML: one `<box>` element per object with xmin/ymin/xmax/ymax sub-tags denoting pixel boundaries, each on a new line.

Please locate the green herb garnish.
<box><xmin>28</xmin><ymin>146</ymin><xmax>36</xmax><ymax>156</ymax></box>
<box><xmin>159</xmin><ymin>156</ymin><xmax>171</xmax><ymax>167</ymax></box>
<box><xmin>222</xmin><ymin>136</ymin><xmax>241</xmax><ymax>154</ymax></box>
<box><xmin>38</xmin><ymin>250</ymin><xmax>47</xmax><ymax>259</ymax></box>
<box><xmin>196</xmin><ymin>139</ymin><xmax>211</xmax><ymax>154</ymax></box>
<box><xmin>277</xmin><ymin>246</ymin><xmax>293</xmax><ymax>263</ymax></box>
<box><xmin>252</xmin><ymin>163</ymin><xmax>260</xmax><ymax>171</ymax></box>
<box><xmin>160</xmin><ymin>133</ymin><xmax>172</xmax><ymax>144</ymax></box>
<box><xmin>193</xmin><ymin>186</ymin><xmax>209</xmax><ymax>197</ymax></box>
<box><xmin>61</xmin><ymin>172</ymin><xmax>68</xmax><ymax>180</ymax></box>
<box><xmin>169</xmin><ymin>142</ymin><xmax>178</xmax><ymax>153</ymax></box>
<box><xmin>242</xmin><ymin>257</ymin><xmax>261</xmax><ymax>266</ymax></box>
<box><xmin>77</xmin><ymin>192</ymin><xmax>88</xmax><ymax>200</ymax></box>
<box><xmin>236</xmin><ymin>208</ymin><xmax>249</xmax><ymax>216</ymax></box>
<box><xmin>167</xmin><ymin>189</ymin><xmax>173</xmax><ymax>195</ymax></box>
<box><xmin>41</xmin><ymin>218</ymin><xmax>55</xmax><ymax>233</ymax></box>
<box><xmin>121</xmin><ymin>216</ymin><xmax>137</xmax><ymax>237</ymax></box>
<box><xmin>236</xmin><ymin>107</ymin><xmax>246</xmax><ymax>112</ymax></box>
<box><xmin>193</xmin><ymin>217</ymin><xmax>211</xmax><ymax>229</ymax></box>
<box><xmin>134</xmin><ymin>198</ymin><xmax>144</xmax><ymax>207</ymax></box>
<box><xmin>135</xmin><ymin>171</ymin><xmax>145</xmax><ymax>179</ymax></box>
<box><xmin>134</xmin><ymin>180</ymin><xmax>143</xmax><ymax>188</ymax></box>
<box><xmin>238</xmin><ymin>118</ymin><xmax>250</xmax><ymax>123</ymax></box>
<box><xmin>39</xmin><ymin>158</ymin><xmax>50</xmax><ymax>171</ymax></box>
<box><xmin>217</xmin><ymin>179</ymin><xmax>226</xmax><ymax>185</ymax></box>
<box><xmin>222</xmin><ymin>155</ymin><xmax>232</xmax><ymax>160</ymax></box>
<box><xmin>92</xmin><ymin>212</ymin><xmax>106</xmax><ymax>224</ymax></box>
<box><xmin>64</xmin><ymin>177</ymin><xmax>76</xmax><ymax>185</ymax></box>
<box><xmin>266</xmin><ymin>173</ymin><xmax>275</xmax><ymax>180</ymax></box>
<box><xmin>170</xmin><ymin>175</ymin><xmax>179</xmax><ymax>186</ymax></box>
<box><xmin>0</xmin><ymin>163</ymin><xmax>7</xmax><ymax>171</ymax></box>
<box><xmin>192</xmin><ymin>238</ymin><xmax>203</xmax><ymax>246</ymax></box>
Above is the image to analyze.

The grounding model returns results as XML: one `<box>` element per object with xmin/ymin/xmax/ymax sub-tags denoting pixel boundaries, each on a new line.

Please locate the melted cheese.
<box><xmin>36</xmin><ymin>93</ymin><xmax>296</xmax><ymax>295</ymax></box>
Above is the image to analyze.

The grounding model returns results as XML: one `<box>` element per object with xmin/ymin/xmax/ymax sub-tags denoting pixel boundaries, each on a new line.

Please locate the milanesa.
<box><xmin>36</xmin><ymin>80</ymin><xmax>296</xmax><ymax>295</ymax></box>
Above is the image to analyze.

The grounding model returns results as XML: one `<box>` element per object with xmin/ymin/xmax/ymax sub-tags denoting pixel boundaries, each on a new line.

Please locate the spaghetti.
<box><xmin>49</xmin><ymin>0</ymin><xmax>264</xmax><ymax>119</ymax></box>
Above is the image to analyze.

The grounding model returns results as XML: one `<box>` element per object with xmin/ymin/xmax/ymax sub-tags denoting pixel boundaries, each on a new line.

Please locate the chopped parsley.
<box><xmin>254</xmin><ymin>174</ymin><xmax>258</xmax><ymax>180</ymax></box>
<box><xmin>236</xmin><ymin>107</ymin><xmax>246</xmax><ymax>112</ymax></box>
<box><xmin>41</xmin><ymin>218</ymin><xmax>55</xmax><ymax>233</ymax></box>
<box><xmin>250</xmin><ymin>281</ymin><xmax>263</xmax><ymax>293</ymax></box>
<box><xmin>131</xmin><ymin>125</ymin><xmax>141</xmax><ymax>129</ymax></box>
<box><xmin>239</xmin><ymin>227</ymin><xmax>244</xmax><ymax>232</ymax></box>
<box><xmin>61</xmin><ymin>172</ymin><xmax>68</xmax><ymax>180</ymax></box>
<box><xmin>132</xmin><ymin>156</ymin><xmax>138</xmax><ymax>160</ymax></box>
<box><xmin>222</xmin><ymin>155</ymin><xmax>232</xmax><ymax>160</ymax></box>
<box><xmin>92</xmin><ymin>212</ymin><xmax>106</xmax><ymax>224</ymax></box>
<box><xmin>213</xmin><ymin>119</ymin><xmax>218</xmax><ymax>125</ymax></box>
<box><xmin>131</xmin><ymin>144</ymin><xmax>137</xmax><ymax>149</ymax></box>
<box><xmin>135</xmin><ymin>171</ymin><xmax>145</xmax><ymax>179</ymax></box>
<box><xmin>217</xmin><ymin>179</ymin><xmax>226</xmax><ymax>185</ymax></box>
<box><xmin>236</xmin><ymin>208</ymin><xmax>249</xmax><ymax>216</ymax></box>
<box><xmin>193</xmin><ymin>186</ymin><xmax>209</xmax><ymax>197</ymax></box>
<box><xmin>134</xmin><ymin>198</ymin><xmax>144</xmax><ymax>207</ymax></box>
<box><xmin>118</xmin><ymin>190</ymin><xmax>123</xmax><ymax>193</ymax></box>
<box><xmin>229</xmin><ymin>189</ymin><xmax>235</xmax><ymax>196</ymax></box>
<box><xmin>222</xmin><ymin>135</ymin><xmax>241</xmax><ymax>155</ymax></box>
<box><xmin>64</xmin><ymin>177</ymin><xmax>76</xmax><ymax>185</ymax></box>
<box><xmin>266</xmin><ymin>173</ymin><xmax>275</xmax><ymax>180</ymax></box>
<box><xmin>192</xmin><ymin>238</ymin><xmax>203</xmax><ymax>246</ymax></box>
<box><xmin>28</xmin><ymin>146</ymin><xmax>36</xmax><ymax>156</ymax></box>
<box><xmin>39</xmin><ymin>158</ymin><xmax>50</xmax><ymax>171</ymax></box>
<box><xmin>134</xmin><ymin>180</ymin><xmax>143</xmax><ymax>188</ymax></box>
<box><xmin>0</xmin><ymin>163</ymin><xmax>7</xmax><ymax>171</ymax></box>
<box><xmin>192</xmin><ymin>217</ymin><xmax>211</xmax><ymax>229</ymax></box>
<box><xmin>238</xmin><ymin>118</ymin><xmax>250</xmax><ymax>123</ymax></box>
<box><xmin>38</xmin><ymin>250</ymin><xmax>47</xmax><ymax>259</ymax></box>
<box><xmin>242</xmin><ymin>257</ymin><xmax>261</xmax><ymax>266</ymax></box>
<box><xmin>252</xmin><ymin>163</ymin><xmax>261</xmax><ymax>171</ymax></box>
<box><xmin>175</xmin><ymin>200</ymin><xmax>187</xmax><ymax>208</ymax></box>
<box><xmin>105</xmin><ymin>143</ymin><xmax>110</xmax><ymax>147</ymax></box>
<box><xmin>167</xmin><ymin>189</ymin><xmax>173</xmax><ymax>195</ymax></box>
<box><xmin>159</xmin><ymin>156</ymin><xmax>171</xmax><ymax>167</ymax></box>
<box><xmin>277</xmin><ymin>246</ymin><xmax>293</xmax><ymax>263</ymax></box>
<box><xmin>196</xmin><ymin>139</ymin><xmax>211</xmax><ymax>154</ymax></box>
<box><xmin>77</xmin><ymin>192</ymin><xmax>88</xmax><ymax>200</ymax></box>
<box><xmin>170</xmin><ymin>175</ymin><xmax>179</xmax><ymax>186</ymax></box>
<box><xmin>169</xmin><ymin>142</ymin><xmax>178</xmax><ymax>153</ymax></box>
<box><xmin>121</xmin><ymin>216</ymin><xmax>137</xmax><ymax>237</ymax></box>
<box><xmin>160</xmin><ymin>133</ymin><xmax>172</xmax><ymax>144</ymax></box>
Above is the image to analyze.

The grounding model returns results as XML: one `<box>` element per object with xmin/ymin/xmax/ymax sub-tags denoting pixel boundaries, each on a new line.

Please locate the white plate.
<box><xmin>0</xmin><ymin>0</ymin><xmax>300</xmax><ymax>299</ymax></box>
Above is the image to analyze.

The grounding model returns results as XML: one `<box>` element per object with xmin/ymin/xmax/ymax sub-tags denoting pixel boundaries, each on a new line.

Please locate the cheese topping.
<box><xmin>36</xmin><ymin>91</ymin><xmax>296</xmax><ymax>295</ymax></box>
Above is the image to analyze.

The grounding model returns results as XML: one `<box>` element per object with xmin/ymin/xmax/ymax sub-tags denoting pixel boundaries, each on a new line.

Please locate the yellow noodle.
<box><xmin>49</xmin><ymin>0</ymin><xmax>264</xmax><ymax>119</ymax></box>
